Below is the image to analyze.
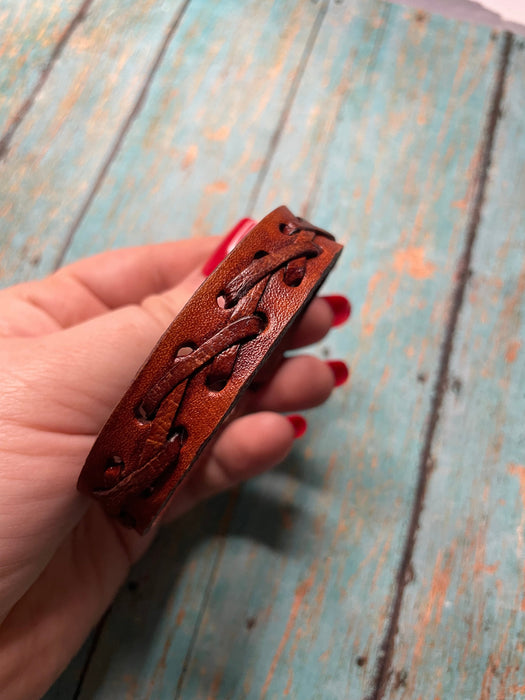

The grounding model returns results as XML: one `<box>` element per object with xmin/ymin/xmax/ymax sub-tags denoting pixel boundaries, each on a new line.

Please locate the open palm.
<box><xmin>0</xmin><ymin>235</ymin><xmax>347</xmax><ymax>699</ymax></box>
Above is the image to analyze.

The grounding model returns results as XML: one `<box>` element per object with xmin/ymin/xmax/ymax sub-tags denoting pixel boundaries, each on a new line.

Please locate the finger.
<box><xmin>59</xmin><ymin>217</ymin><xmax>254</xmax><ymax>317</ymax></box>
<box><xmin>0</xmin><ymin>263</ymin><xmax>208</xmax><ymax>622</ymax></box>
<box><xmin>285</xmin><ymin>294</ymin><xmax>351</xmax><ymax>351</ymax></box>
<box><xmin>126</xmin><ymin>218</ymin><xmax>256</xmax><ymax>330</ymax></box>
<box><xmin>57</xmin><ymin>237</ymin><xmax>219</xmax><ymax>309</ymax></box>
<box><xmin>0</xmin><ymin>237</ymin><xmax>219</xmax><ymax>337</ymax></box>
<box><xmin>248</xmin><ymin>355</ymin><xmax>349</xmax><ymax>413</ymax></box>
<box><xmin>25</xmin><ymin>221</ymin><xmax>259</xmax><ymax>430</ymax></box>
<box><xmin>162</xmin><ymin>412</ymin><xmax>303</xmax><ymax>520</ymax></box>
<box><xmin>23</xmin><ymin>267</ymin><xmax>205</xmax><ymax>436</ymax></box>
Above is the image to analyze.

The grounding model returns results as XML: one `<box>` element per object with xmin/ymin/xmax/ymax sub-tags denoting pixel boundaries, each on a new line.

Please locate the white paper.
<box><xmin>395</xmin><ymin>0</ymin><xmax>525</xmax><ymax>35</ymax></box>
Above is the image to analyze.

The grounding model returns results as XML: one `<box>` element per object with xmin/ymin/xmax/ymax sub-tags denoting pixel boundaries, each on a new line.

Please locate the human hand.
<box><xmin>0</xmin><ymin>226</ymin><xmax>350</xmax><ymax>699</ymax></box>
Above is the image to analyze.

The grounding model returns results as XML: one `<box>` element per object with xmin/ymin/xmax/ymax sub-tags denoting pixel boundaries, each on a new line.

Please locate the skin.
<box><xmin>0</xmin><ymin>236</ymin><xmax>345</xmax><ymax>699</ymax></box>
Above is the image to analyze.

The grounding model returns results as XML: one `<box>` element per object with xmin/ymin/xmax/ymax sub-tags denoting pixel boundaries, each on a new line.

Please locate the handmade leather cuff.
<box><xmin>77</xmin><ymin>206</ymin><xmax>343</xmax><ymax>533</ymax></box>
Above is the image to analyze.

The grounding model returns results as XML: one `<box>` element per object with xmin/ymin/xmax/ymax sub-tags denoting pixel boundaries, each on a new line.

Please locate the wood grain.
<box><xmin>171</xmin><ymin>7</ymin><xmax>504</xmax><ymax>698</ymax></box>
<box><xmin>1</xmin><ymin>1</ymin><xmax>520</xmax><ymax>698</ymax></box>
<box><xmin>61</xmin><ymin>0</ymin><xmax>322</xmax><ymax>263</ymax></box>
<box><xmin>0</xmin><ymin>0</ymin><xmax>187</xmax><ymax>285</ymax></box>
<box><xmin>0</xmin><ymin>0</ymin><xmax>88</xmax><ymax>140</ymax></box>
<box><xmin>383</xmin><ymin>39</ymin><xmax>525</xmax><ymax>700</ymax></box>
<box><xmin>72</xmin><ymin>4</ymin><xmax>503</xmax><ymax>699</ymax></box>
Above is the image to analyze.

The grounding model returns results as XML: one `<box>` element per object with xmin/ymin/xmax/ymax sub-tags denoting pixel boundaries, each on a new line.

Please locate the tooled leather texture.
<box><xmin>77</xmin><ymin>206</ymin><xmax>343</xmax><ymax>533</ymax></box>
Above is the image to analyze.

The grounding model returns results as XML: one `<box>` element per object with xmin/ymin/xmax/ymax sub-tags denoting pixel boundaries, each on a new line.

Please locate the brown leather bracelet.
<box><xmin>77</xmin><ymin>206</ymin><xmax>343</xmax><ymax>533</ymax></box>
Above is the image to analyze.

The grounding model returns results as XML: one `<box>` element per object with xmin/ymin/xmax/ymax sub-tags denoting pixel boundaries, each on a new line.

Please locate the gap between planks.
<box><xmin>26</xmin><ymin>2</ymin><xmax>510</xmax><ymax>695</ymax></box>
<box><xmin>67</xmin><ymin>2</ymin><xmax>329</xmax><ymax>695</ymax></box>
<box><xmin>155</xmin><ymin>4</ymin><xmax>331</xmax><ymax>696</ymax></box>
<box><xmin>247</xmin><ymin>0</ymin><xmax>329</xmax><ymax>214</ymax></box>
<box><xmin>303</xmin><ymin>0</ymin><xmax>392</xmax><ymax>217</ymax></box>
<box><xmin>170</xmin><ymin>4</ymin><xmax>331</xmax><ymax>692</ymax></box>
<box><xmin>367</xmin><ymin>30</ymin><xmax>515</xmax><ymax>700</ymax></box>
<box><xmin>0</xmin><ymin>0</ymin><xmax>95</xmax><ymax>161</ymax></box>
<box><xmin>170</xmin><ymin>7</ymin><xmax>331</xmax><ymax>695</ymax></box>
<box><xmin>71</xmin><ymin>610</ymin><xmax>109</xmax><ymax>700</ymax></box>
<box><xmin>172</xmin><ymin>491</ymin><xmax>239</xmax><ymax>699</ymax></box>
<box><xmin>52</xmin><ymin>0</ymin><xmax>193</xmax><ymax>272</ymax></box>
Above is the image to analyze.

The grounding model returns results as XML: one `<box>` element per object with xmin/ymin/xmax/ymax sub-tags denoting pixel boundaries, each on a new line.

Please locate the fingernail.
<box><xmin>323</xmin><ymin>295</ymin><xmax>351</xmax><ymax>327</ymax></box>
<box><xmin>202</xmin><ymin>218</ymin><xmax>257</xmax><ymax>276</ymax></box>
<box><xmin>287</xmin><ymin>414</ymin><xmax>308</xmax><ymax>439</ymax></box>
<box><xmin>327</xmin><ymin>360</ymin><xmax>349</xmax><ymax>387</ymax></box>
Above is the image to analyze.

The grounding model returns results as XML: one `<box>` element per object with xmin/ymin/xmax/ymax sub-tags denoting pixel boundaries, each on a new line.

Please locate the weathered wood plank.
<box><xmin>73</xmin><ymin>4</ymin><xmax>503</xmax><ymax>699</ymax></box>
<box><xmin>174</xmin><ymin>8</ymin><xmax>504</xmax><ymax>697</ymax></box>
<box><xmin>2</xmin><ymin>1</ymin><xmax>516</xmax><ymax>698</ymax></box>
<box><xmin>0</xmin><ymin>0</ymin><xmax>186</xmax><ymax>284</ymax></box>
<box><xmin>39</xmin><ymin>0</ymin><xmax>323</xmax><ymax>696</ymax></box>
<box><xmin>61</xmin><ymin>0</ymin><xmax>323</xmax><ymax>263</ymax></box>
<box><xmin>76</xmin><ymin>496</ymin><xmax>235</xmax><ymax>700</ymax></box>
<box><xmin>0</xmin><ymin>0</ymin><xmax>87</xmax><ymax>138</ymax></box>
<box><xmin>383</xmin><ymin>40</ymin><xmax>525</xmax><ymax>700</ymax></box>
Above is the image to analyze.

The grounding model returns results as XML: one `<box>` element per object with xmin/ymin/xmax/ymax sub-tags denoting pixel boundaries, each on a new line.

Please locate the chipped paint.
<box><xmin>505</xmin><ymin>339</ymin><xmax>521</xmax><ymax>363</ymax></box>
<box><xmin>4</xmin><ymin>2</ymin><xmax>519</xmax><ymax>699</ymax></box>
<box><xmin>393</xmin><ymin>246</ymin><xmax>437</xmax><ymax>280</ymax></box>
<box><xmin>204</xmin><ymin>180</ymin><xmax>229</xmax><ymax>194</ymax></box>
<box><xmin>260</xmin><ymin>573</ymin><xmax>315</xmax><ymax>697</ymax></box>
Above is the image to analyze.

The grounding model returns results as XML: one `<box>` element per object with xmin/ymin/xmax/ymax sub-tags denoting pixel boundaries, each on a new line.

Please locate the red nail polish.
<box><xmin>327</xmin><ymin>360</ymin><xmax>349</xmax><ymax>387</ymax></box>
<box><xmin>323</xmin><ymin>295</ymin><xmax>351</xmax><ymax>327</ymax></box>
<box><xmin>287</xmin><ymin>414</ymin><xmax>307</xmax><ymax>439</ymax></box>
<box><xmin>202</xmin><ymin>218</ymin><xmax>257</xmax><ymax>276</ymax></box>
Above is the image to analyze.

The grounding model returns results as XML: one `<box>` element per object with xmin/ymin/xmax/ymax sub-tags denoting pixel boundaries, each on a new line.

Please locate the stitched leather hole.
<box><xmin>217</xmin><ymin>293</ymin><xmax>237</xmax><ymax>309</ymax></box>
<box><xmin>118</xmin><ymin>511</ymin><xmax>137</xmax><ymax>529</ymax></box>
<box><xmin>254</xmin><ymin>310</ymin><xmax>268</xmax><ymax>330</ymax></box>
<box><xmin>135</xmin><ymin>403</ymin><xmax>152</xmax><ymax>424</ymax></box>
<box><xmin>286</xmin><ymin>278</ymin><xmax>302</xmax><ymax>287</ymax></box>
<box><xmin>253</xmin><ymin>250</ymin><xmax>269</xmax><ymax>259</ymax></box>
<box><xmin>279</xmin><ymin>223</ymin><xmax>298</xmax><ymax>236</ymax></box>
<box><xmin>206</xmin><ymin>373</ymin><xmax>229</xmax><ymax>392</ymax></box>
<box><xmin>284</xmin><ymin>272</ymin><xmax>303</xmax><ymax>287</ymax></box>
<box><xmin>104</xmin><ymin>456</ymin><xmax>123</xmax><ymax>486</ymax></box>
<box><xmin>139</xmin><ymin>425</ymin><xmax>185</xmax><ymax>499</ymax></box>
<box><xmin>176</xmin><ymin>343</ymin><xmax>196</xmax><ymax>358</ymax></box>
<box><xmin>167</xmin><ymin>424</ymin><xmax>188</xmax><ymax>444</ymax></box>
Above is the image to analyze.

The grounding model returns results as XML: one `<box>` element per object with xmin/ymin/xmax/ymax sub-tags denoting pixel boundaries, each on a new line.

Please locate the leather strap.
<box><xmin>77</xmin><ymin>206</ymin><xmax>343</xmax><ymax>533</ymax></box>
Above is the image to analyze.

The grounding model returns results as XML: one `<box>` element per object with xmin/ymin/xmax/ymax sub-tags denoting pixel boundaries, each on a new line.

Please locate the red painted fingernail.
<box><xmin>327</xmin><ymin>360</ymin><xmax>349</xmax><ymax>387</ymax></box>
<box><xmin>323</xmin><ymin>295</ymin><xmax>351</xmax><ymax>327</ymax></box>
<box><xmin>202</xmin><ymin>218</ymin><xmax>257</xmax><ymax>276</ymax></box>
<box><xmin>287</xmin><ymin>414</ymin><xmax>308</xmax><ymax>439</ymax></box>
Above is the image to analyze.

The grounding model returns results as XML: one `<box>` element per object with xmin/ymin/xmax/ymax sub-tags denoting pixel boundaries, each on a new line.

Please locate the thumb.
<box><xmin>36</xmin><ymin>267</ymin><xmax>205</xmax><ymax>435</ymax></box>
<box><xmin>0</xmin><ymin>224</ymin><xmax>255</xmax><ymax>623</ymax></box>
<box><xmin>35</xmin><ymin>219</ymin><xmax>257</xmax><ymax>435</ymax></box>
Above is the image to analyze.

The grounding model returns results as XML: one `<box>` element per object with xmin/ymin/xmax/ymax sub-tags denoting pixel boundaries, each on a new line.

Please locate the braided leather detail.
<box><xmin>140</xmin><ymin>315</ymin><xmax>263</xmax><ymax>418</ymax></box>
<box><xmin>221</xmin><ymin>232</ymin><xmax>320</xmax><ymax>307</ymax></box>
<box><xmin>77</xmin><ymin>206</ymin><xmax>343</xmax><ymax>533</ymax></box>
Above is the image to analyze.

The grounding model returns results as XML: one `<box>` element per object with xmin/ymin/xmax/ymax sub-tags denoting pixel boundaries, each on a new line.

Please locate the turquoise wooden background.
<box><xmin>1</xmin><ymin>1</ymin><xmax>524</xmax><ymax>698</ymax></box>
